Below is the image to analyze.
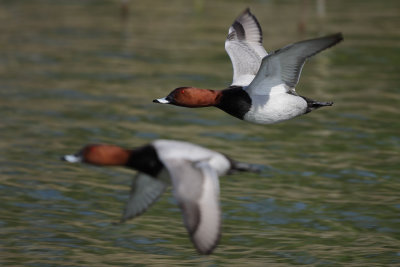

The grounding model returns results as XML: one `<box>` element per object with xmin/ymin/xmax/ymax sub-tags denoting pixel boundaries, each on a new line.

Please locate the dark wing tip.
<box><xmin>333</xmin><ymin>32</ymin><xmax>344</xmax><ymax>41</ymax></box>
<box><xmin>194</xmin><ymin>228</ymin><xmax>221</xmax><ymax>255</ymax></box>
<box><xmin>326</xmin><ymin>32</ymin><xmax>344</xmax><ymax>44</ymax></box>
<box><xmin>288</xmin><ymin>32</ymin><xmax>344</xmax><ymax>59</ymax></box>
<box><xmin>320</xmin><ymin>32</ymin><xmax>344</xmax><ymax>53</ymax></box>
<box><xmin>228</xmin><ymin>8</ymin><xmax>263</xmax><ymax>44</ymax></box>
<box><xmin>184</xmin><ymin>199</ymin><xmax>221</xmax><ymax>255</ymax></box>
<box><xmin>242</xmin><ymin>7</ymin><xmax>251</xmax><ymax>15</ymax></box>
<box><xmin>239</xmin><ymin>8</ymin><xmax>263</xmax><ymax>43</ymax></box>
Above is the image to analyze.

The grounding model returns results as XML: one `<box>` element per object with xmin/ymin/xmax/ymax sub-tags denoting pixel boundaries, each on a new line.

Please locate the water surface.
<box><xmin>0</xmin><ymin>0</ymin><xmax>399</xmax><ymax>266</ymax></box>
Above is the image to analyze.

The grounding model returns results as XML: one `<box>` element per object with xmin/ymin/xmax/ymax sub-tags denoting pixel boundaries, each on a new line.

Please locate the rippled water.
<box><xmin>1</xmin><ymin>0</ymin><xmax>399</xmax><ymax>266</ymax></box>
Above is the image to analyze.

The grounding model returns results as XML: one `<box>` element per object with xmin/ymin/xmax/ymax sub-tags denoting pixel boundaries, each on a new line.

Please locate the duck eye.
<box><xmin>180</xmin><ymin>90</ymin><xmax>185</xmax><ymax>94</ymax></box>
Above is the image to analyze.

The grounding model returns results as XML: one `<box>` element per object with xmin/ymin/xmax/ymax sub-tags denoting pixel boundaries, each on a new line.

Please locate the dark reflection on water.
<box><xmin>1</xmin><ymin>0</ymin><xmax>400</xmax><ymax>266</ymax></box>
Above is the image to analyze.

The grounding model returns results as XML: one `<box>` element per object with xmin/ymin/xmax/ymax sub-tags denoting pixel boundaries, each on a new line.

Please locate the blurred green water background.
<box><xmin>0</xmin><ymin>0</ymin><xmax>399</xmax><ymax>266</ymax></box>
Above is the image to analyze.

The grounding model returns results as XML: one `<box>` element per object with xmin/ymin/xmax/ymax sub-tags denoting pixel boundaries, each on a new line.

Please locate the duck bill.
<box><xmin>62</xmin><ymin>154</ymin><xmax>82</xmax><ymax>163</ymax></box>
<box><xmin>153</xmin><ymin>97</ymin><xmax>170</xmax><ymax>104</ymax></box>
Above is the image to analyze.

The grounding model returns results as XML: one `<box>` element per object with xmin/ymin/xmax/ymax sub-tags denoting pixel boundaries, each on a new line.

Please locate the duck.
<box><xmin>62</xmin><ymin>139</ymin><xmax>259</xmax><ymax>255</ymax></box>
<box><xmin>153</xmin><ymin>9</ymin><xmax>343</xmax><ymax>124</ymax></box>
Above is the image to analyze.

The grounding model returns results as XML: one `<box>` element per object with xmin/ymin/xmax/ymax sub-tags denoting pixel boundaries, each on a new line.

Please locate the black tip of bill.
<box><xmin>153</xmin><ymin>97</ymin><xmax>170</xmax><ymax>104</ymax></box>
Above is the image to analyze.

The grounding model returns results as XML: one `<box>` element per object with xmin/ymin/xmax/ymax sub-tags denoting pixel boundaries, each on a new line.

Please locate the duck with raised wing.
<box><xmin>62</xmin><ymin>139</ymin><xmax>258</xmax><ymax>255</ymax></box>
<box><xmin>153</xmin><ymin>9</ymin><xmax>343</xmax><ymax>124</ymax></box>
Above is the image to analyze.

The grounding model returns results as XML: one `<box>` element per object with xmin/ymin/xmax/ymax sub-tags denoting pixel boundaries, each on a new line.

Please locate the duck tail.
<box><xmin>229</xmin><ymin>160</ymin><xmax>261</xmax><ymax>174</ymax></box>
<box><xmin>302</xmin><ymin>96</ymin><xmax>333</xmax><ymax>113</ymax></box>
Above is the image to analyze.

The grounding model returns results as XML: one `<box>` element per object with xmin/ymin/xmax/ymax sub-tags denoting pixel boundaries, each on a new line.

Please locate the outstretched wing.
<box><xmin>246</xmin><ymin>33</ymin><xmax>343</xmax><ymax>95</ymax></box>
<box><xmin>120</xmin><ymin>172</ymin><xmax>167</xmax><ymax>223</ymax></box>
<box><xmin>225</xmin><ymin>8</ymin><xmax>268</xmax><ymax>87</ymax></box>
<box><xmin>163</xmin><ymin>159</ymin><xmax>221</xmax><ymax>255</ymax></box>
